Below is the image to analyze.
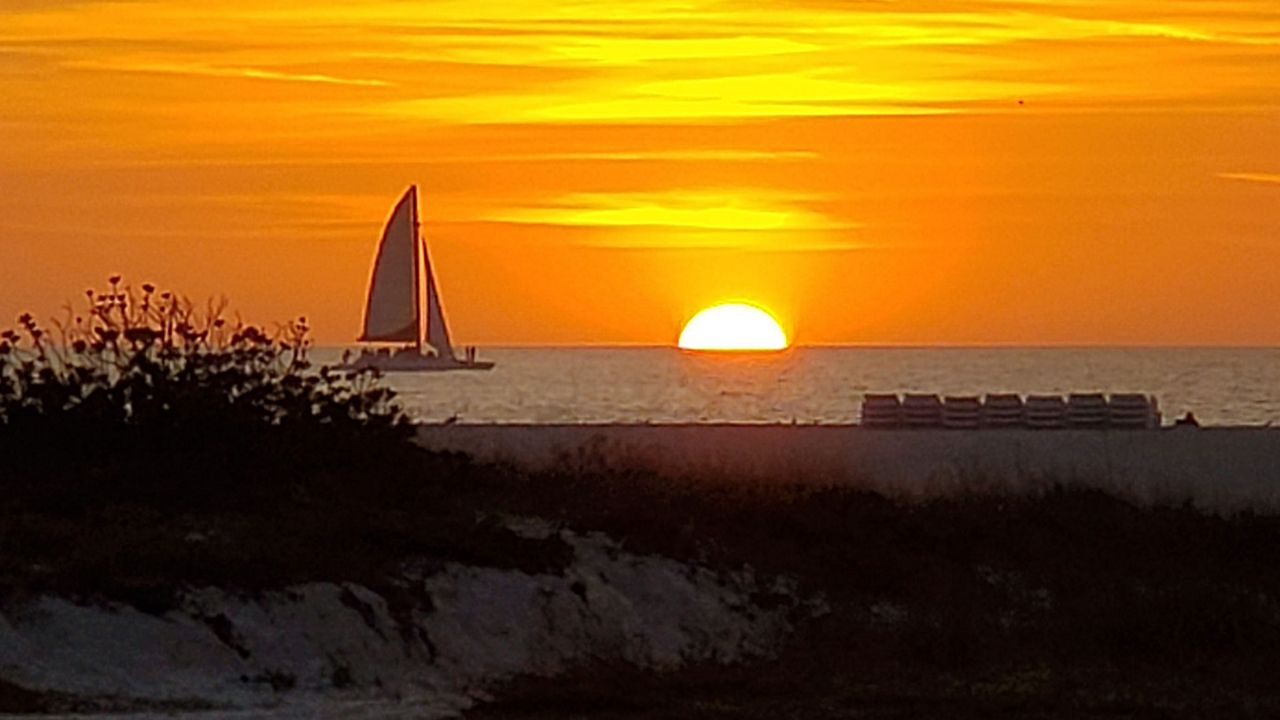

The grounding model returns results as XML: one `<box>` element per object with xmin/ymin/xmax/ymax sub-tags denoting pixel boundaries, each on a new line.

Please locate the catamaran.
<box><xmin>345</xmin><ymin>186</ymin><xmax>493</xmax><ymax>372</ymax></box>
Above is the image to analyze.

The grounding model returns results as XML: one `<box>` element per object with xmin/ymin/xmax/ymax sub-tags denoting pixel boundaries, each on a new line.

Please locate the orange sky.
<box><xmin>2</xmin><ymin>0</ymin><xmax>1278</xmax><ymax>345</ymax></box>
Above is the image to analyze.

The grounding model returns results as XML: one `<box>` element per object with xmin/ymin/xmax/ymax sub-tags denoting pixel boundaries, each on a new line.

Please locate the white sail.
<box><xmin>423</xmin><ymin>247</ymin><xmax>456</xmax><ymax>361</ymax></box>
<box><xmin>360</xmin><ymin>186</ymin><xmax>420</xmax><ymax>343</ymax></box>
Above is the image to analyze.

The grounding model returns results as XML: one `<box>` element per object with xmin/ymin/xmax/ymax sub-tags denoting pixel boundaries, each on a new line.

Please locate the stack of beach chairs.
<box><xmin>942</xmin><ymin>396</ymin><xmax>981</xmax><ymax>429</ymax></box>
<box><xmin>1026</xmin><ymin>395</ymin><xmax>1067</xmax><ymax>429</ymax></box>
<box><xmin>860</xmin><ymin>393</ymin><xmax>1160</xmax><ymax>429</ymax></box>
<box><xmin>1108</xmin><ymin>393</ymin><xmax>1159</xmax><ymax>428</ymax></box>
<box><xmin>983</xmin><ymin>394</ymin><xmax>1025</xmax><ymax>428</ymax></box>
<box><xmin>862</xmin><ymin>394</ymin><xmax>907</xmax><ymax>428</ymax></box>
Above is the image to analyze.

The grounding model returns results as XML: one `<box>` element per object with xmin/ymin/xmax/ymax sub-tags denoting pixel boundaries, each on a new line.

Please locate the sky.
<box><xmin>1</xmin><ymin>0</ymin><xmax>1278</xmax><ymax>345</ymax></box>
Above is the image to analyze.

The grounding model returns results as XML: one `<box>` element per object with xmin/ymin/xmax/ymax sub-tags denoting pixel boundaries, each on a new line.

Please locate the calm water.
<box><xmin>311</xmin><ymin>347</ymin><xmax>1280</xmax><ymax>426</ymax></box>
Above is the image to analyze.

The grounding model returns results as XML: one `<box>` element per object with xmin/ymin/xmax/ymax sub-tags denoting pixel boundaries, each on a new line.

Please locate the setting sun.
<box><xmin>678</xmin><ymin>303</ymin><xmax>789</xmax><ymax>351</ymax></box>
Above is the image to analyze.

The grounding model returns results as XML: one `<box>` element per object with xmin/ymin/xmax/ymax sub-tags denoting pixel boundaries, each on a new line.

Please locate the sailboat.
<box><xmin>345</xmin><ymin>185</ymin><xmax>493</xmax><ymax>372</ymax></box>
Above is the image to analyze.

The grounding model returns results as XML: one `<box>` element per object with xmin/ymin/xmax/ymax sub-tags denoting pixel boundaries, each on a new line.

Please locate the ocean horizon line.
<box><xmin>314</xmin><ymin>343</ymin><xmax>1280</xmax><ymax>351</ymax></box>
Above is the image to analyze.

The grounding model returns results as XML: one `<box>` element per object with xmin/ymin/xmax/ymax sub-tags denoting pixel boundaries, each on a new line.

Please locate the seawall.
<box><xmin>415</xmin><ymin>424</ymin><xmax>1280</xmax><ymax>509</ymax></box>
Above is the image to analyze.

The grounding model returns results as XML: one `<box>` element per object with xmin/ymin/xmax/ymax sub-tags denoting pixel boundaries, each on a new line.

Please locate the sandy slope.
<box><xmin>0</xmin><ymin>529</ymin><xmax>809</xmax><ymax>716</ymax></box>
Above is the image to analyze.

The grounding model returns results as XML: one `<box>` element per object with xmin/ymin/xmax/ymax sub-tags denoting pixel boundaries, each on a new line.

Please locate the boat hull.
<box><xmin>342</xmin><ymin>353</ymin><xmax>494</xmax><ymax>372</ymax></box>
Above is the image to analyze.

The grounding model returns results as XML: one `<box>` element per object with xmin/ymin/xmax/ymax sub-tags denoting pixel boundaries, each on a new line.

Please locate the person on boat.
<box><xmin>1175</xmin><ymin>411</ymin><xmax>1199</xmax><ymax>427</ymax></box>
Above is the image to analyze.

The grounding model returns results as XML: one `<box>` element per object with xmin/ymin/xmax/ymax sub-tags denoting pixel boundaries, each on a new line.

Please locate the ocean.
<box><xmin>310</xmin><ymin>347</ymin><xmax>1280</xmax><ymax>426</ymax></box>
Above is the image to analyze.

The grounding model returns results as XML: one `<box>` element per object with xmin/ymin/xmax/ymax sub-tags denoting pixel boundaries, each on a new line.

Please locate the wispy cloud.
<box><xmin>67</xmin><ymin>60</ymin><xmax>393</xmax><ymax>87</ymax></box>
<box><xmin>1219</xmin><ymin>172</ymin><xmax>1280</xmax><ymax>185</ymax></box>
<box><xmin>482</xmin><ymin>190</ymin><xmax>864</xmax><ymax>250</ymax></box>
<box><xmin>490</xmin><ymin>190</ymin><xmax>849</xmax><ymax>231</ymax></box>
<box><xmin>483</xmin><ymin>149</ymin><xmax>819</xmax><ymax>162</ymax></box>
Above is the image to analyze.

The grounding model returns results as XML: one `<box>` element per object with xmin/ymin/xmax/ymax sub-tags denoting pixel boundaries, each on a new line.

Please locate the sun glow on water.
<box><xmin>678</xmin><ymin>303</ymin><xmax>789</xmax><ymax>351</ymax></box>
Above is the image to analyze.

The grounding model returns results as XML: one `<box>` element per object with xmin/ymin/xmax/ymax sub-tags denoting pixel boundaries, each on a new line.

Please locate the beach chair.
<box><xmin>1067</xmin><ymin>393</ymin><xmax>1108</xmax><ymax>428</ymax></box>
<box><xmin>1025</xmin><ymin>394</ymin><xmax>1067</xmax><ymax>429</ymax></box>
<box><xmin>902</xmin><ymin>393</ymin><xmax>943</xmax><ymax>428</ymax></box>
<box><xmin>1109</xmin><ymin>393</ymin><xmax>1156</xmax><ymax>429</ymax></box>
<box><xmin>982</xmin><ymin>393</ymin><xmax>1025</xmax><ymax>428</ymax></box>
<box><xmin>861</xmin><ymin>393</ymin><xmax>902</xmax><ymax>428</ymax></box>
<box><xmin>943</xmin><ymin>396</ymin><xmax>981</xmax><ymax>429</ymax></box>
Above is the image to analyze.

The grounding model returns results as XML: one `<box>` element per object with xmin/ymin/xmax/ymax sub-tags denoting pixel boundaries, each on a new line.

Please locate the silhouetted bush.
<box><xmin>0</xmin><ymin>275</ymin><xmax>403</xmax><ymax>430</ymax></box>
<box><xmin>0</xmin><ymin>277</ymin><xmax>411</xmax><ymax>511</ymax></box>
<box><xmin>0</xmin><ymin>278</ymin><xmax>572</xmax><ymax>606</ymax></box>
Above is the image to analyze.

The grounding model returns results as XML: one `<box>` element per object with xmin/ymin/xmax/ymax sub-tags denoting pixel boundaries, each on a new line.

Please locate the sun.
<box><xmin>678</xmin><ymin>303</ymin><xmax>789</xmax><ymax>351</ymax></box>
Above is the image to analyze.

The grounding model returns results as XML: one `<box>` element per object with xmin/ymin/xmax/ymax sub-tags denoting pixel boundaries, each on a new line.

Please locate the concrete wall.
<box><xmin>415</xmin><ymin>424</ymin><xmax>1280</xmax><ymax>510</ymax></box>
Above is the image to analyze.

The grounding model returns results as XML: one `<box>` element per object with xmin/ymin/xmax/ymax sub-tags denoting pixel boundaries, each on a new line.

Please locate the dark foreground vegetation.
<box><xmin>4</xmin><ymin>281</ymin><xmax>1280</xmax><ymax>717</ymax></box>
<box><xmin>476</xmin><ymin>474</ymin><xmax>1280</xmax><ymax>719</ymax></box>
<box><xmin>0</xmin><ymin>279</ymin><xmax>570</xmax><ymax>612</ymax></box>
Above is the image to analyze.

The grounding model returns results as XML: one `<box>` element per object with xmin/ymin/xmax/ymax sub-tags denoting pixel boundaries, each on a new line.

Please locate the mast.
<box><xmin>410</xmin><ymin>184</ymin><xmax>423</xmax><ymax>353</ymax></box>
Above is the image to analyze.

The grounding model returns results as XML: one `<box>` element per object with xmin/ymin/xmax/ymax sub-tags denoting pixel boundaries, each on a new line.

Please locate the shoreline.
<box><xmin>415</xmin><ymin>423</ymin><xmax>1280</xmax><ymax>509</ymax></box>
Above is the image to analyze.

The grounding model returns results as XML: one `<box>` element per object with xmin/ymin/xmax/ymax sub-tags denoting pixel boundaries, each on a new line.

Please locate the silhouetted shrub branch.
<box><xmin>0</xmin><ymin>277</ymin><xmax>411</xmax><ymax>512</ymax></box>
<box><xmin>0</xmin><ymin>276</ymin><xmax>401</xmax><ymax>431</ymax></box>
